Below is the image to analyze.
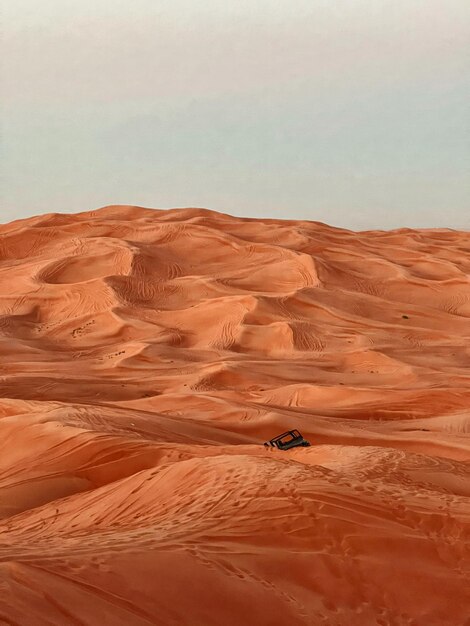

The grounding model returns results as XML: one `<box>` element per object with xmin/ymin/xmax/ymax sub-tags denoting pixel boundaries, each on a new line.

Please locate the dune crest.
<box><xmin>0</xmin><ymin>206</ymin><xmax>469</xmax><ymax>625</ymax></box>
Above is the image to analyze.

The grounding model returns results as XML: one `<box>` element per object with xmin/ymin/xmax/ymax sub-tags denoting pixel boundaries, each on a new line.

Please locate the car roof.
<box><xmin>270</xmin><ymin>430</ymin><xmax>301</xmax><ymax>442</ymax></box>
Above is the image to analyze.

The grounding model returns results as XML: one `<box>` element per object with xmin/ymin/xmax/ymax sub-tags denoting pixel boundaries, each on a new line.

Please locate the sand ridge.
<box><xmin>0</xmin><ymin>206</ymin><xmax>469</xmax><ymax>625</ymax></box>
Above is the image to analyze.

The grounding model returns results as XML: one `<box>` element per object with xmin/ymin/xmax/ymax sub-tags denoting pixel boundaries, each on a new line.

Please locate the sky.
<box><xmin>2</xmin><ymin>0</ymin><xmax>469</xmax><ymax>229</ymax></box>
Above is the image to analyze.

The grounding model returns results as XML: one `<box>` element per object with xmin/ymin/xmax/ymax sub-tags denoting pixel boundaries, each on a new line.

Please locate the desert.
<box><xmin>0</xmin><ymin>205</ymin><xmax>469</xmax><ymax>625</ymax></box>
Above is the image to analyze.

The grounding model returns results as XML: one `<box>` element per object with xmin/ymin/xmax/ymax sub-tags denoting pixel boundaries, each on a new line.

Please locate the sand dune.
<box><xmin>0</xmin><ymin>206</ymin><xmax>469</xmax><ymax>625</ymax></box>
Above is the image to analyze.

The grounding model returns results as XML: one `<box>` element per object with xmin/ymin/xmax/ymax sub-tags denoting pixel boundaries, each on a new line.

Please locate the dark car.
<box><xmin>264</xmin><ymin>429</ymin><xmax>311</xmax><ymax>451</ymax></box>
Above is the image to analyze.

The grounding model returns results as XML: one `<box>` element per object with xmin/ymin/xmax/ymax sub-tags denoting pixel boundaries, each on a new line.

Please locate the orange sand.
<box><xmin>0</xmin><ymin>206</ymin><xmax>469</xmax><ymax>625</ymax></box>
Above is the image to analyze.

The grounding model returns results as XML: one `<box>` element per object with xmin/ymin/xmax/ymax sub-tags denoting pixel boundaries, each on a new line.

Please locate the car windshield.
<box><xmin>278</xmin><ymin>432</ymin><xmax>298</xmax><ymax>444</ymax></box>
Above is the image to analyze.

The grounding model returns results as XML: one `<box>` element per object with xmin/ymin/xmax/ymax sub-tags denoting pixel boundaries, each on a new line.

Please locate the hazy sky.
<box><xmin>2</xmin><ymin>0</ymin><xmax>469</xmax><ymax>229</ymax></box>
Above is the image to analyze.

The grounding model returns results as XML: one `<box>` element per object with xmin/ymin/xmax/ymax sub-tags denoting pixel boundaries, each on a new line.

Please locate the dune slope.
<box><xmin>0</xmin><ymin>206</ymin><xmax>469</xmax><ymax>625</ymax></box>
